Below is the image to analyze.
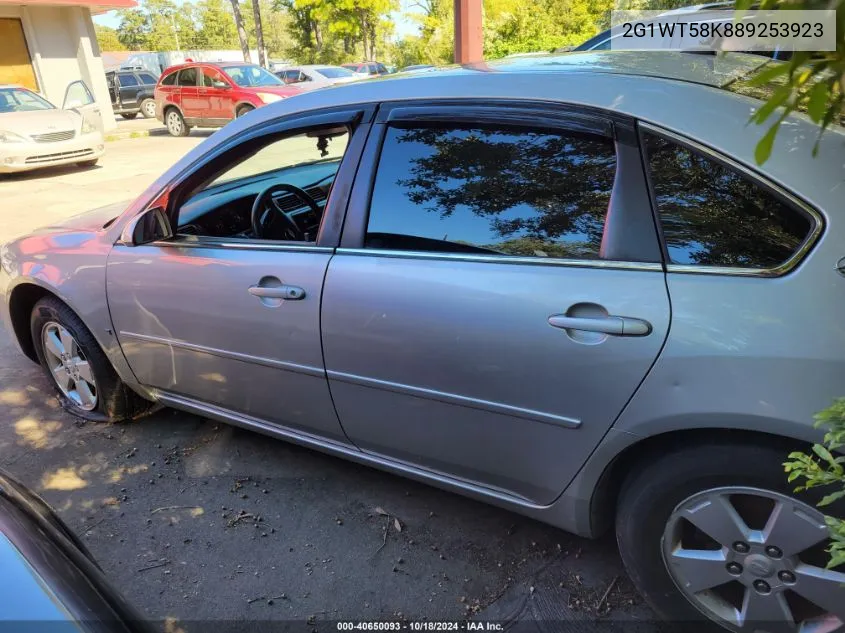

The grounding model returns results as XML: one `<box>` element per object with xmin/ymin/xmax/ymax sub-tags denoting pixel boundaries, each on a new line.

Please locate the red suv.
<box><xmin>154</xmin><ymin>62</ymin><xmax>302</xmax><ymax>137</ymax></box>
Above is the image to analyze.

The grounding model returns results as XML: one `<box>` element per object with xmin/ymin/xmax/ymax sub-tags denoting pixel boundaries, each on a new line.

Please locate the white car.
<box><xmin>277</xmin><ymin>65</ymin><xmax>363</xmax><ymax>92</ymax></box>
<box><xmin>0</xmin><ymin>81</ymin><xmax>105</xmax><ymax>174</ymax></box>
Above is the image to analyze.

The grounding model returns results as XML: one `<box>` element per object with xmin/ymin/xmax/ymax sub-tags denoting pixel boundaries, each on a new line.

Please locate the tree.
<box><xmin>229</xmin><ymin>0</ymin><xmax>252</xmax><ymax>60</ymax></box>
<box><xmin>95</xmin><ymin>25</ymin><xmax>126</xmax><ymax>51</ymax></box>
<box><xmin>195</xmin><ymin>0</ymin><xmax>239</xmax><ymax>48</ymax></box>
<box><xmin>116</xmin><ymin>8</ymin><xmax>149</xmax><ymax>50</ymax></box>
<box><xmin>252</xmin><ymin>0</ymin><xmax>268</xmax><ymax>65</ymax></box>
<box><xmin>736</xmin><ymin>0</ymin><xmax>845</xmax><ymax>164</ymax></box>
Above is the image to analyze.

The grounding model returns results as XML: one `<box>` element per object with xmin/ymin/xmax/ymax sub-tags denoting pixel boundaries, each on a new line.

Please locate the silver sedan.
<box><xmin>2</xmin><ymin>51</ymin><xmax>844</xmax><ymax>633</ymax></box>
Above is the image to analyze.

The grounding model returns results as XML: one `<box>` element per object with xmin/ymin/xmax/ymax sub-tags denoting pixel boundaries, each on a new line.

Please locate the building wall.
<box><xmin>0</xmin><ymin>4</ymin><xmax>116</xmax><ymax>130</ymax></box>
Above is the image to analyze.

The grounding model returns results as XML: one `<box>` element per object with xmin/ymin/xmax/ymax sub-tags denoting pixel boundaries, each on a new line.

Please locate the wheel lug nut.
<box><xmin>778</xmin><ymin>571</ymin><xmax>796</xmax><ymax>584</ymax></box>
<box><xmin>726</xmin><ymin>562</ymin><xmax>743</xmax><ymax>575</ymax></box>
<box><xmin>753</xmin><ymin>580</ymin><xmax>771</xmax><ymax>594</ymax></box>
<box><xmin>733</xmin><ymin>541</ymin><xmax>750</xmax><ymax>553</ymax></box>
<box><xmin>766</xmin><ymin>546</ymin><xmax>783</xmax><ymax>558</ymax></box>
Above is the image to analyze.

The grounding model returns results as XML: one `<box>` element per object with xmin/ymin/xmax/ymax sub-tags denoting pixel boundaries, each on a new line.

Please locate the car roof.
<box><xmin>159</xmin><ymin>51</ymin><xmax>843</xmax><ymax>220</ymax></box>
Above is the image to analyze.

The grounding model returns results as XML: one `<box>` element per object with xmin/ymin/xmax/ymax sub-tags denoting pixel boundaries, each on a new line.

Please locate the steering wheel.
<box><xmin>250</xmin><ymin>183</ymin><xmax>321</xmax><ymax>240</ymax></box>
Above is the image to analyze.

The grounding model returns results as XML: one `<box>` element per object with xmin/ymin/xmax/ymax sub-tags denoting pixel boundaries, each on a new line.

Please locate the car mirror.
<box><xmin>124</xmin><ymin>207</ymin><xmax>173</xmax><ymax>246</ymax></box>
<box><xmin>212</xmin><ymin>81</ymin><xmax>230</xmax><ymax>89</ymax></box>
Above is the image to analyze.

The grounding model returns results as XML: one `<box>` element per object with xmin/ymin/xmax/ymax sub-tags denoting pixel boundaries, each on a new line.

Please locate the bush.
<box><xmin>784</xmin><ymin>399</ymin><xmax>845</xmax><ymax>568</ymax></box>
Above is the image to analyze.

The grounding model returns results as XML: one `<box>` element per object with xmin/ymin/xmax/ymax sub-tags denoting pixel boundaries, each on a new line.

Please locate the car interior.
<box><xmin>174</xmin><ymin>125</ymin><xmax>349</xmax><ymax>243</ymax></box>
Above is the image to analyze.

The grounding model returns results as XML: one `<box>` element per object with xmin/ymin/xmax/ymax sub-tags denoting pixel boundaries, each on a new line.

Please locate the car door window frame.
<box><xmin>338</xmin><ymin>99</ymin><xmax>663</xmax><ymax>270</ymax></box>
<box><xmin>120</xmin><ymin>105</ymin><xmax>377</xmax><ymax>251</ymax></box>
<box><xmin>637</xmin><ymin>122</ymin><xmax>823</xmax><ymax>278</ymax></box>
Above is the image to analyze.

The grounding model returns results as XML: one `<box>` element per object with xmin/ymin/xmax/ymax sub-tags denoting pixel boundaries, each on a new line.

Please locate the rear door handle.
<box><xmin>248</xmin><ymin>284</ymin><xmax>306</xmax><ymax>300</ymax></box>
<box><xmin>548</xmin><ymin>315</ymin><xmax>651</xmax><ymax>336</ymax></box>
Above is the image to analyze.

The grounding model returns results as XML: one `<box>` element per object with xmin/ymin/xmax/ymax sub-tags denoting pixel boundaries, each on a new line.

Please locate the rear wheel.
<box><xmin>139</xmin><ymin>98</ymin><xmax>156</xmax><ymax>119</ymax></box>
<box><xmin>165</xmin><ymin>109</ymin><xmax>190</xmax><ymax>137</ymax></box>
<box><xmin>616</xmin><ymin>442</ymin><xmax>845</xmax><ymax>633</ymax></box>
<box><xmin>30</xmin><ymin>297</ymin><xmax>155</xmax><ymax>422</ymax></box>
<box><xmin>120</xmin><ymin>112</ymin><xmax>138</xmax><ymax>120</ymax></box>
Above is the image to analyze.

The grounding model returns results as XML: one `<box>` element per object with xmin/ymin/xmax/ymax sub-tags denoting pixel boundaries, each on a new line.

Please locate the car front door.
<box><xmin>176</xmin><ymin>67</ymin><xmax>203</xmax><ymax>121</ymax></box>
<box><xmin>321</xmin><ymin>103</ymin><xmax>671</xmax><ymax>504</ymax></box>
<box><xmin>200</xmin><ymin>66</ymin><xmax>235</xmax><ymax>123</ymax></box>
<box><xmin>62</xmin><ymin>80</ymin><xmax>102</xmax><ymax>132</ymax></box>
<box><xmin>106</xmin><ymin>108</ymin><xmax>371</xmax><ymax>441</ymax></box>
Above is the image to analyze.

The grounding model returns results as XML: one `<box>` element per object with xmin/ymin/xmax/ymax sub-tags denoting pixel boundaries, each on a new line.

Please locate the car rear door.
<box><xmin>176</xmin><ymin>67</ymin><xmax>203</xmax><ymax>121</ymax></box>
<box><xmin>200</xmin><ymin>66</ymin><xmax>235</xmax><ymax>122</ymax></box>
<box><xmin>321</xmin><ymin>102</ymin><xmax>670</xmax><ymax>504</ymax></box>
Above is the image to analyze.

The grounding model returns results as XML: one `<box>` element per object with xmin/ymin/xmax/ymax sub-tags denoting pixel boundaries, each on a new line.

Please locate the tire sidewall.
<box><xmin>140</xmin><ymin>99</ymin><xmax>156</xmax><ymax>118</ymax></box>
<box><xmin>616</xmin><ymin>443</ymin><xmax>830</xmax><ymax>629</ymax></box>
<box><xmin>30</xmin><ymin>300</ymin><xmax>109</xmax><ymax>419</ymax></box>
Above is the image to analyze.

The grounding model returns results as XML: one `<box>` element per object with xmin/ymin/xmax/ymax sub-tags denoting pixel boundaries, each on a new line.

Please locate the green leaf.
<box><xmin>750</xmin><ymin>85</ymin><xmax>792</xmax><ymax>124</ymax></box>
<box><xmin>754</xmin><ymin>121</ymin><xmax>780</xmax><ymax>165</ymax></box>
<box><xmin>734</xmin><ymin>0</ymin><xmax>754</xmax><ymax>10</ymax></box>
<box><xmin>746</xmin><ymin>62</ymin><xmax>792</xmax><ymax>87</ymax></box>
<box><xmin>814</xmin><ymin>444</ymin><xmax>839</xmax><ymax>468</ymax></box>
<box><xmin>806</xmin><ymin>82</ymin><xmax>830</xmax><ymax>123</ymax></box>
<box><xmin>819</xmin><ymin>490</ymin><xmax>845</xmax><ymax>507</ymax></box>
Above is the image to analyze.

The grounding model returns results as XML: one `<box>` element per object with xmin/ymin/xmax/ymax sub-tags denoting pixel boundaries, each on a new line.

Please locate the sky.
<box><xmin>93</xmin><ymin>0</ymin><xmax>423</xmax><ymax>39</ymax></box>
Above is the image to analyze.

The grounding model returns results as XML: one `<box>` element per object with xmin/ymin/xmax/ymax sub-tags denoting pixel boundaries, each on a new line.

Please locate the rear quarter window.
<box><xmin>644</xmin><ymin>132</ymin><xmax>816</xmax><ymax>270</ymax></box>
<box><xmin>160</xmin><ymin>71</ymin><xmax>177</xmax><ymax>86</ymax></box>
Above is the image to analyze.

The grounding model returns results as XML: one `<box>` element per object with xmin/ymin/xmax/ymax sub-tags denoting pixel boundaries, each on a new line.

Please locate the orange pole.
<box><xmin>454</xmin><ymin>0</ymin><xmax>483</xmax><ymax>64</ymax></box>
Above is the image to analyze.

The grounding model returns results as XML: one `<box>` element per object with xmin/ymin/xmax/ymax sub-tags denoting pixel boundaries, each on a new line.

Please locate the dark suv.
<box><xmin>105</xmin><ymin>69</ymin><xmax>159</xmax><ymax>120</ymax></box>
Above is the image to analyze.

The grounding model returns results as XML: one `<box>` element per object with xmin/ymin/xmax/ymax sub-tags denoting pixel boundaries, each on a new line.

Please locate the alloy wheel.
<box><xmin>662</xmin><ymin>486</ymin><xmax>845</xmax><ymax>633</ymax></box>
<box><xmin>41</xmin><ymin>322</ymin><xmax>97</xmax><ymax>410</ymax></box>
<box><xmin>142</xmin><ymin>101</ymin><xmax>156</xmax><ymax>118</ymax></box>
<box><xmin>166</xmin><ymin>111</ymin><xmax>182</xmax><ymax>135</ymax></box>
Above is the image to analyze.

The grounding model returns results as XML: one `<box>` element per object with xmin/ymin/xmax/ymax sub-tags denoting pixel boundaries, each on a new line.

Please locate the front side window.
<box><xmin>223</xmin><ymin>64</ymin><xmax>283</xmax><ymax>87</ymax></box>
<box><xmin>366</xmin><ymin>124</ymin><xmax>617</xmax><ymax>259</ymax></box>
<box><xmin>118</xmin><ymin>74</ymin><xmax>138</xmax><ymax>87</ymax></box>
<box><xmin>202</xmin><ymin>68</ymin><xmax>228</xmax><ymax>87</ymax></box>
<box><xmin>644</xmin><ymin>132</ymin><xmax>814</xmax><ymax>269</ymax></box>
<box><xmin>175</xmin><ymin>125</ymin><xmax>351</xmax><ymax>243</ymax></box>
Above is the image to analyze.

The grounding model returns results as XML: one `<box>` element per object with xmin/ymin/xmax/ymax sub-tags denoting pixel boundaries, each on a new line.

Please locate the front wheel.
<box><xmin>165</xmin><ymin>109</ymin><xmax>190</xmax><ymax>137</ymax></box>
<box><xmin>236</xmin><ymin>105</ymin><xmax>254</xmax><ymax>118</ymax></box>
<box><xmin>30</xmin><ymin>296</ymin><xmax>154</xmax><ymax>422</ymax></box>
<box><xmin>139</xmin><ymin>98</ymin><xmax>156</xmax><ymax>119</ymax></box>
<box><xmin>120</xmin><ymin>112</ymin><xmax>137</xmax><ymax>120</ymax></box>
<box><xmin>617</xmin><ymin>442</ymin><xmax>845</xmax><ymax>633</ymax></box>
<box><xmin>77</xmin><ymin>159</ymin><xmax>98</xmax><ymax>168</ymax></box>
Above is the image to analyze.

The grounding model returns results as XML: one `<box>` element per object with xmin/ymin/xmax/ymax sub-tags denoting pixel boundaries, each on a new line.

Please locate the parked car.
<box><xmin>3</xmin><ymin>51</ymin><xmax>844</xmax><ymax>633</ymax></box>
<box><xmin>341</xmin><ymin>61</ymin><xmax>390</xmax><ymax>76</ymax></box>
<box><xmin>399</xmin><ymin>64</ymin><xmax>436</xmax><ymax>73</ymax></box>
<box><xmin>0</xmin><ymin>82</ymin><xmax>104</xmax><ymax>173</ymax></box>
<box><xmin>154</xmin><ymin>61</ymin><xmax>302</xmax><ymax>137</ymax></box>
<box><xmin>105</xmin><ymin>69</ymin><xmax>159</xmax><ymax>120</ymax></box>
<box><xmin>276</xmin><ymin>65</ymin><xmax>362</xmax><ymax>91</ymax></box>
<box><xmin>0</xmin><ymin>467</ymin><xmax>152</xmax><ymax>631</ymax></box>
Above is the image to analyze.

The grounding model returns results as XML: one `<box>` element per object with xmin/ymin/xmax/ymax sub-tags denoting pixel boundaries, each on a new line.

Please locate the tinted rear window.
<box><xmin>177</xmin><ymin>68</ymin><xmax>198</xmax><ymax>87</ymax></box>
<box><xmin>645</xmin><ymin>132</ymin><xmax>814</xmax><ymax>269</ymax></box>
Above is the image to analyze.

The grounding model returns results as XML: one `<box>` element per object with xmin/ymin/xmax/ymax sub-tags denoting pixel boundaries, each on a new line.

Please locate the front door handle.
<box><xmin>248</xmin><ymin>284</ymin><xmax>306</xmax><ymax>300</ymax></box>
<box><xmin>548</xmin><ymin>315</ymin><xmax>651</xmax><ymax>337</ymax></box>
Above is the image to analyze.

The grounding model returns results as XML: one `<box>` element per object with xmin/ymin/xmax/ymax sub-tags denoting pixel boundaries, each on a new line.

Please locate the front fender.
<box><xmin>1</xmin><ymin>230</ymin><xmax>139</xmax><ymax>389</ymax></box>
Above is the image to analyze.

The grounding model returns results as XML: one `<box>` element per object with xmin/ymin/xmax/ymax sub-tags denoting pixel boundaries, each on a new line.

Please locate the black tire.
<box><xmin>30</xmin><ymin>296</ymin><xmax>155</xmax><ymax>422</ymax></box>
<box><xmin>121</xmin><ymin>112</ymin><xmax>138</xmax><ymax>120</ymax></box>
<box><xmin>616</xmin><ymin>441</ymin><xmax>832</xmax><ymax>629</ymax></box>
<box><xmin>165</xmin><ymin>108</ymin><xmax>190</xmax><ymax>137</ymax></box>
<box><xmin>139</xmin><ymin>98</ymin><xmax>156</xmax><ymax>119</ymax></box>
<box><xmin>77</xmin><ymin>159</ymin><xmax>98</xmax><ymax>168</ymax></box>
<box><xmin>236</xmin><ymin>105</ymin><xmax>254</xmax><ymax>118</ymax></box>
